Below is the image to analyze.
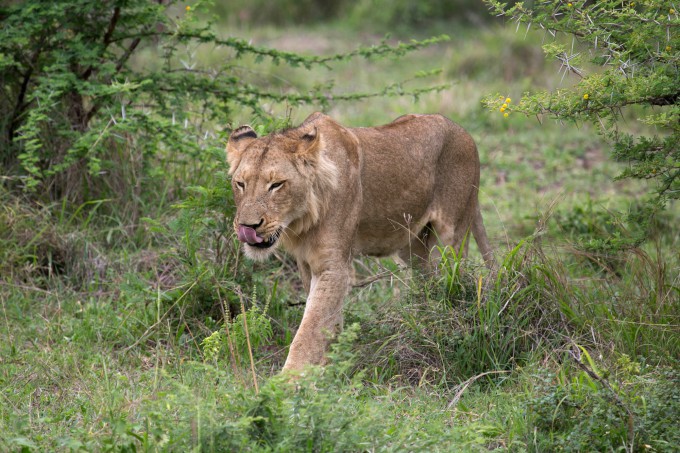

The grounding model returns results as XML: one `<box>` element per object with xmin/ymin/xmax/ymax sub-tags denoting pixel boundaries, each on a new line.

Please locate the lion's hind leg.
<box><xmin>425</xmin><ymin>213</ymin><xmax>474</xmax><ymax>268</ymax></box>
<box><xmin>397</xmin><ymin>223</ymin><xmax>433</xmax><ymax>274</ymax></box>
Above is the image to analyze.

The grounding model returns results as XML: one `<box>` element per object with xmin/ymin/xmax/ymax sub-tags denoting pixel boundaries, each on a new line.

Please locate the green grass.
<box><xmin>2</xmin><ymin>19</ymin><xmax>679</xmax><ymax>452</ymax></box>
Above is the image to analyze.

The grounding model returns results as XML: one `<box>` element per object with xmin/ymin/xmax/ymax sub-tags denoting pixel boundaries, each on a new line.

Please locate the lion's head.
<box><xmin>226</xmin><ymin>119</ymin><xmax>339</xmax><ymax>260</ymax></box>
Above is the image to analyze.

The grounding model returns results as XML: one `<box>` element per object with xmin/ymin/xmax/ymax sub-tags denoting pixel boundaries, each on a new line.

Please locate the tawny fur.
<box><xmin>227</xmin><ymin>112</ymin><xmax>495</xmax><ymax>372</ymax></box>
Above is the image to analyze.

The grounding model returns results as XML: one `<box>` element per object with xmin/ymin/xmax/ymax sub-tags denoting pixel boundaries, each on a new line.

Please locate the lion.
<box><xmin>226</xmin><ymin>112</ymin><xmax>494</xmax><ymax>372</ymax></box>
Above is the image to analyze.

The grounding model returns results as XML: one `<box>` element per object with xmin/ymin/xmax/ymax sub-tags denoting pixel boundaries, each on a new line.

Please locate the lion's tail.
<box><xmin>472</xmin><ymin>204</ymin><xmax>496</xmax><ymax>269</ymax></box>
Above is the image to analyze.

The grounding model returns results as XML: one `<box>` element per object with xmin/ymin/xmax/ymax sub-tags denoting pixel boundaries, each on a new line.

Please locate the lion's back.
<box><xmin>349</xmin><ymin>114</ymin><xmax>479</xmax><ymax>256</ymax></box>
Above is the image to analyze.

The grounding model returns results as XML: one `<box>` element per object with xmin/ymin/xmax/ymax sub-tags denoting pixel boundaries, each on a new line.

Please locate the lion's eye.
<box><xmin>235</xmin><ymin>181</ymin><xmax>245</xmax><ymax>189</ymax></box>
<box><xmin>269</xmin><ymin>181</ymin><xmax>284</xmax><ymax>191</ymax></box>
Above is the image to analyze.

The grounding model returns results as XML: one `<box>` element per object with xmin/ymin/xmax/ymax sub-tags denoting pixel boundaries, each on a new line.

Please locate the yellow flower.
<box><xmin>505</xmin><ymin>97</ymin><xmax>512</xmax><ymax>103</ymax></box>
<box><xmin>567</xmin><ymin>3</ymin><xmax>573</xmax><ymax>7</ymax></box>
<box><xmin>667</xmin><ymin>45</ymin><xmax>672</xmax><ymax>52</ymax></box>
<box><xmin>503</xmin><ymin>112</ymin><xmax>509</xmax><ymax>118</ymax></box>
<box><xmin>500</xmin><ymin>107</ymin><xmax>506</xmax><ymax>112</ymax></box>
<box><xmin>670</xmin><ymin>8</ymin><xmax>676</xmax><ymax>14</ymax></box>
<box><xmin>502</xmin><ymin>103</ymin><xmax>508</xmax><ymax>109</ymax></box>
<box><xmin>186</xmin><ymin>5</ymin><xmax>191</xmax><ymax>11</ymax></box>
<box><xmin>583</xmin><ymin>93</ymin><xmax>589</xmax><ymax>100</ymax></box>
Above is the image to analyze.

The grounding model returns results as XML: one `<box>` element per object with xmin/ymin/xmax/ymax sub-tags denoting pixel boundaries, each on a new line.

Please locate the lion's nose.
<box><xmin>240</xmin><ymin>219</ymin><xmax>264</xmax><ymax>230</ymax></box>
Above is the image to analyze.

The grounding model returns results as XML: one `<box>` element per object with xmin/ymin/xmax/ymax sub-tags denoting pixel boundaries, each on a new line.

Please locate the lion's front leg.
<box><xmin>282</xmin><ymin>266</ymin><xmax>349</xmax><ymax>372</ymax></box>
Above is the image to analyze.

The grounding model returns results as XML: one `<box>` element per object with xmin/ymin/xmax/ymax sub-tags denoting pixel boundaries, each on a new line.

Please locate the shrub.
<box><xmin>526</xmin><ymin>363</ymin><xmax>680</xmax><ymax>452</ymax></box>
<box><xmin>0</xmin><ymin>0</ymin><xmax>447</xmax><ymax>212</ymax></box>
<box><xmin>353</xmin><ymin>237</ymin><xmax>581</xmax><ymax>386</ymax></box>
<box><xmin>484</xmin><ymin>1</ymin><xmax>679</xmax><ymax>206</ymax></box>
<box><xmin>554</xmin><ymin>198</ymin><xmax>652</xmax><ymax>274</ymax></box>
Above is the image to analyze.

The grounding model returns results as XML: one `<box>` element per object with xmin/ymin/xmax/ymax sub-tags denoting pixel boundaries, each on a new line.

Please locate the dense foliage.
<box><xmin>485</xmin><ymin>0</ymin><xmax>679</xmax><ymax>204</ymax></box>
<box><xmin>0</xmin><ymin>0</ymin><xmax>445</xmax><ymax>205</ymax></box>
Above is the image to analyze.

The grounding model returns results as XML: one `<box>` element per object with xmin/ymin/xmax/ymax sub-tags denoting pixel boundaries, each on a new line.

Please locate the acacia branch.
<box><xmin>103</xmin><ymin>6</ymin><xmax>121</xmax><ymax>46</ymax></box>
<box><xmin>8</xmin><ymin>43</ymin><xmax>44</xmax><ymax>144</ymax></box>
<box><xmin>106</xmin><ymin>30</ymin><xmax>450</xmax><ymax>69</ymax></box>
<box><xmin>81</xmin><ymin>7</ymin><xmax>121</xmax><ymax>81</ymax></box>
<box><xmin>524</xmin><ymin>90</ymin><xmax>680</xmax><ymax>119</ymax></box>
<box><xmin>84</xmin><ymin>36</ymin><xmax>141</xmax><ymax>125</ymax></box>
<box><xmin>8</xmin><ymin>68</ymin><xmax>33</xmax><ymax>143</ymax></box>
<box><xmin>115</xmin><ymin>37</ymin><xmax>142</xmax><ymax>73</ymax></box>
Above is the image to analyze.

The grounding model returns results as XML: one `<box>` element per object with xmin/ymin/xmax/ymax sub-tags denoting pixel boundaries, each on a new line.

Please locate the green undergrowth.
<box><xmin>2</xmin><ymin>184</ymin><xmax>678</xmax><ymax>450</ymax></box>
<box><xmin>2</xmin><ymin>16</ymin><xmax>679</xmax><ymax>453</ymax></box>
<box><xmin>2</xmin><ymin>114</ymin><xmax>679</xmax><ymax>453</ymax></box>
<box><xmin>2</xmin><ymin>171</ymin><xmax>677</xmax><ymax>444</ymax></box>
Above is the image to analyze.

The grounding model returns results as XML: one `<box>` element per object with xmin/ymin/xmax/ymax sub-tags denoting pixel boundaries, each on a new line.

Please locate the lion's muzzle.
<box><xmin>236</xmin><ymin>225</ymin><xmax>282</xmax><ymax>250</ymax></box>
<box><xmin>237</xmin><ymin>225</ymin><xmax>264</xmax><ymax>244</ymax></box>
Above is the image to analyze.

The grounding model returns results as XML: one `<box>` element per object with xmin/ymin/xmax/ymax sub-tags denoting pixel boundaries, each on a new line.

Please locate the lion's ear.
<box><xmin>300</xmin><ymin>111</ymin><xmax>327</xmax><ymax>126</ymax></box>
<box><xmin>297</xmin><ymin>126</ymin><xmax>322</xmax><ymax>159</ymax></box>
<box><xmin>226</xmin><ymin>125</ymin><xmax>257</xmax><ymax>171</ymax></box>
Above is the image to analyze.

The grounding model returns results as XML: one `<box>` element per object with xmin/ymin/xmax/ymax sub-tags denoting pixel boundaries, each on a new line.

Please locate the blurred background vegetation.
<box><xmin>1</xmin><ymin>0</ymin><xmax>678</xmax><ymax>451</ymax></box>
<box><xmin>211</xmin><ymin>0</ymin><xmax>494</xmax><ymax>29</ymax></box>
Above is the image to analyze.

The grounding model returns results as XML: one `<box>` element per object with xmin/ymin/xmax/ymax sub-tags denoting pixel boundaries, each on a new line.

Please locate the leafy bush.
<box><xmin>202</xmin><ymin>291</ymin><xmax>273</xmax><ymax>366</ymax></box>
<box><xmin>526</xmin><ymin>363</ymin><xmax>680</xmax><ymax>452</ymax></box>
<box><xmin>484</xmin><ymin>1</ymin><xmax>679</xmax><ymax>206</ymax></box>
<box><xmin>554</xmin><ymin>198</ymin><xmax>653</xmax><ymax>274</ymax></box>
<box><xmin>0</xmin><ymin>0</ymin><xmax>446</xmax><ymax>213</ymax></box>
<box><xmin>556</xmin><ymin>199</ymin><xmax>650</xmax><ymax>250</ymax></box>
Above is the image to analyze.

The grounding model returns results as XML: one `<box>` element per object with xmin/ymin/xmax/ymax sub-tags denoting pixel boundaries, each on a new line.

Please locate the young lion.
<box><xmin>227</xmin><ymin>112</ymin><xmax>494</xmax><ymax>372</ymax></box>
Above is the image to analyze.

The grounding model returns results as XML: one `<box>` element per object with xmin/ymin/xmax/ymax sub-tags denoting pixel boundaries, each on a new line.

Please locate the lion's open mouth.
<box><xmin>248</xmin><ymin>228</ymin><xmax>282</xmax><ymax>249</ymax></box>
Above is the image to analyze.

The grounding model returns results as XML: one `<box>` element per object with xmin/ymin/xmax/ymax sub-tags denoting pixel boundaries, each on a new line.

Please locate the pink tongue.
<box><xmin>237</xmin><ymin>225</ymin><xmax>264</xmax><ymax>244</ymax></box>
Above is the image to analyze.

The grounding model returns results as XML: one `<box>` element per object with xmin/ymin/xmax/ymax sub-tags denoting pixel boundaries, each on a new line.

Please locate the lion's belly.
<box><xmin>353</xmin><ymin>195</ymin><xmax>433</xmax><ymax>257</ymax></box>
<box><xmin>348</xmin><ymin>119</ymin><xmax>448</xmax><ymax>256</ymax></box>
<box><xmin>354</xmin><ymin>221</ymin><xmax>427</xmax><ymax>257</ymax></box>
